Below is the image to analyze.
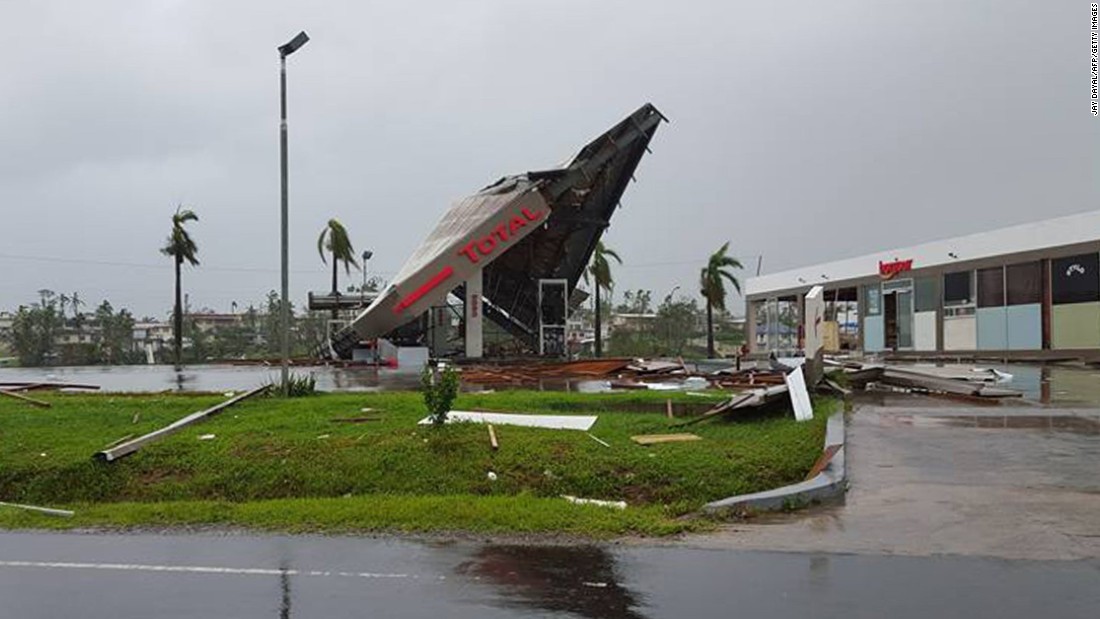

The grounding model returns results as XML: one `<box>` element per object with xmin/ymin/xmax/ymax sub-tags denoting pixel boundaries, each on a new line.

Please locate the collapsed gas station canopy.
<box><xmin>330</xmin><ymin>103</ymin><xmax>665</xmax><ymax>358</ymax></box>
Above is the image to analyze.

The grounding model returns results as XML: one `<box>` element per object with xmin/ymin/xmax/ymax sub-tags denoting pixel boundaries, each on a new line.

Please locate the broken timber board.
<box><xmin>805</xmin><ymin>444</ymin><xmax>843</xmax><ymax>480</ymax></box>
<box><xmin>488</xmin><ymin>424</ymin><xmax>499</xmax><ymax>450</ymax></box>
<box><xmin>94</xmin><ymin>384</ymin><xmax>269</xmax><ymax>462</ymax></box>
<box><xmin>0</xmin><ymin>389</ymin><xmax>51</xmax><ymax>408</ymax></box>
<box><xmin>631</xmin><ymin>433</ymin><xmax>702</xmax><ymax>445</ymax></box>
<box><xmin>880</xmin><ymin>368</ymin><xmax>1021</xmax><ymax>398</ymax></box>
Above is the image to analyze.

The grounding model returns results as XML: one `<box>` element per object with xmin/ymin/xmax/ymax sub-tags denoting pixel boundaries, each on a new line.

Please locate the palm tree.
<box><xmin>317</xmin><ymin>219</ymin><xmax>359</xmax><ymax>319</ymax></box>
<box><xmin>160</xmin><ymin>206</ymin><xmax>200</xmax><ymax>368</ymax></box>
<box><xmin>583</xmin><ymin>241</ymin><xmax>622</xmax><ymax>358</ymax></box>
<box><xmin>699</xmin><ymin>242</ymin><xmax>743</xmax><ymax>359</ymax></box>
<box><xmin>70</xmin><ymin>292</ymin><xmax>85</xmax><ymax>331</ymax></box>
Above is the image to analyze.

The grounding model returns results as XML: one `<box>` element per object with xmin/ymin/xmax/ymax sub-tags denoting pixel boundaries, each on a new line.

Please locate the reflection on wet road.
<box><xmin>0</xmin><ymin>532</ymin><xmax>1096</xmax><ymax>618</ymax></box>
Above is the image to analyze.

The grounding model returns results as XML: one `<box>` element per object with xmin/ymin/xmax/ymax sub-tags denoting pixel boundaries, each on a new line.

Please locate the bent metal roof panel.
<box><xmin>333</xmin><ymin>103</ymin><xmax>665</xmax><ymax>357</ymax></box>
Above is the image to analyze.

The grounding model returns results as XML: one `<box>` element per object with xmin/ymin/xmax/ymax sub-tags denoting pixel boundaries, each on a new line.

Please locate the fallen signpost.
<box><xmin>0</xmin><ymin>389</ymin><xmax>51</xmax><ymax>408</ymax></box>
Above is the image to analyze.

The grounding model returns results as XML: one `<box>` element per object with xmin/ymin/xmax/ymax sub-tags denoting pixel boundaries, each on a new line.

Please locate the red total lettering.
<box><xmin>522</xmin><ymin>207</ymin><xmax>544</xmax><ymax>222</ymax></box>
<box><xmin>508</xmin><ymin>215</ymin><xmax>526</xmax><ymax>235</ymax></box>
<box><xmin>459</xmin><ymin>242</ymin><xmax>480</xmax><ymax>264</ymax></box>
<box><xmin>477</xmin><ymin>235</ymin><xmax>497</xmax><ymax>256</ymax></box>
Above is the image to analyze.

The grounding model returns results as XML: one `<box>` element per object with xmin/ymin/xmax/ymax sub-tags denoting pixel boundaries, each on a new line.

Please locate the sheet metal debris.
<box><xmin>0</xmin><ymin>501</ymin><xmax>74</xmax><ymax>518</ymax></box>
<box><xmin>562</xmin><ymin>495</ymin><xmax>627</xmax><ymax>509</ymax></box>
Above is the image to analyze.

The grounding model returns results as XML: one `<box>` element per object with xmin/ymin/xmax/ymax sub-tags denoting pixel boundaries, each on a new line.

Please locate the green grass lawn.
<box><xmin>0</xmin><ymin>389</ymin><xmax>833</xmax><ymax>537</ymax></box>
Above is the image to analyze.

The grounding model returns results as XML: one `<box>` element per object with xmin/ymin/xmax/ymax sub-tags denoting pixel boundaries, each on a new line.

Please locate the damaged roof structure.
<box><xmin>329</xmin><ymin>103</ymin><xmax>666</xmax><ymax>359</ymax></box>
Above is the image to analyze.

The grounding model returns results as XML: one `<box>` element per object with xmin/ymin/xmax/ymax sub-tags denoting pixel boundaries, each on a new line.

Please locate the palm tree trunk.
<box><xmin>706</xmin><ymin>299</ymin><xmax>715</xmax><ymax>359</ymax></box>
<box><xmin>594</xmin><ymin>285</ymin><xmax>602</xmax><ymax>358</ymax></box>
<box><xmin>331</xmin><ymin>250</ymin><xmax>339</xmax><ymax>320</ymax></box>
<box><xmin>174</xmin><ymin>256</ymin><xmax>183</xmax><ymax>369</ymax></box>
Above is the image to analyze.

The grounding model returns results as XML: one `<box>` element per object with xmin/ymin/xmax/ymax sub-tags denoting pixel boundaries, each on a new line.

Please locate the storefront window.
<box><xmin>1006</xmin><ymin>262</ymin><xmax>1042</xmax><ymax>305</ymax></box>
<box><xmin>914</xmin><ymin>277</ymin><xmax>938</xmax><ymax>312</ymax></box>
<box><xmin>864</xmin><ymin>284</ymin><xmax>881</xmax><ymax>316</ymax></box>
<box><xmin>1051</xmin><ymin>253</ymin><xmax>1100</xmax><ymax>305</ymax></box>
<box><xmin>944</xmin><ymin>271</ymin><xmax>974</xmax><ymax>307</ymax></box>
<box><xmin>977</xmin><ymin>267</ymin><xmax>1005</xmax><ymax>308</ymax></box>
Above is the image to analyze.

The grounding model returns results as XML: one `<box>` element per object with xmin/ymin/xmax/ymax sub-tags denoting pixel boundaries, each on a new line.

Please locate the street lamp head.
<box><xmin>362</xmin><ymin>250</ymin><xmax>373</xmax><ymax>261</ymax></box>
<box><xmin>279</xmin><ymin>31</ymin><xmax>310</xmax><ymax>57</ymax></box>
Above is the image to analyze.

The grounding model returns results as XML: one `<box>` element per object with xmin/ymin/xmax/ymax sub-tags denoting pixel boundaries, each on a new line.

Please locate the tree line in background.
<box><xmin>1</xmin><ymin>289</ymin><xmax>332</xmax><ymax>368</ymax></box>
<box><xmin>584</xmin><ymin>241</ymin><xmax>745</xmax><ymax>359</ymax></box>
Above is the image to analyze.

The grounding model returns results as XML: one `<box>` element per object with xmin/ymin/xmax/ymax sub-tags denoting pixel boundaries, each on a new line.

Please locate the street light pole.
<box><xmin>278</xmin><ymin>31</ymin><xmax>309</xmax><ymax>395</ymax></box>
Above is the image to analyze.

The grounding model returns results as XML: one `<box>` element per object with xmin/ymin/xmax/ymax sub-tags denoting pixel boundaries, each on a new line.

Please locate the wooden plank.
<box><xmin>665</xmin><ymin>399</ymin><xmax>673</xmax><ymax>419</ymax></box>
<box><xmin>0</xmin><ymin>389</ymin><xmax>51</xmax><ymax>408</ymax></box>
<box><xmin>673</xmin><ymin>391</ymin><xmax>759</xmax><ymax>427</ymax></box>
<box><xmin>487</xmin><ymin>424</ymin><xmax>499</xmax><ymax>450</ymax></box>
<box><xmin>94</xmin><ymin>385</ymin><xmax>269</xmax><ymax>462</ymax></box>
<box><xmin>631</xmin><ymin>433</ymin><xmax>702</xmax><ymax>445</ymax></box>
<box><xmin>805</xmin><ymin>444</ymin><xmax>842</xmax><ymax>480</ymax></box>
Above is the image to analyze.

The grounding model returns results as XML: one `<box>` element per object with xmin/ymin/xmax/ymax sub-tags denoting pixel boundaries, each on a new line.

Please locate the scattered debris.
<box><xmin>0</xmin><ymin>381</ymin><xmax>100</xmax><ymax>392</ymax></box>
<box><xmin>562</xmin><ymin>495</ymin><xmax>627</xmax><ymax>509</ymax></box>
<box><xmin>94</xmin><ymin>384</ymin><xmax>270</xmax><ymax>462</ymax></box>
<box><xmin>0</xmin><ymin>501</ymin><xmax>74</xmax><ymax>518</ymax></box>
<box><xmin>360</xmin><ymin>407</ymin><xmax>375</xmax><ymax>413</ymax></box>
<box><xmin>132</xmin><ymin>413</ymin><xmax>140</xmax><ymax>425</ymax></box>
<box><xmin>417</xmin><ymin>411</ymin><xmax>597</xmax><ymax>431</ymax></box>
<box><xmin>805</xmin><ymin>444</ymin><xmax>843</xmax><ymax>481</ymax></box>
<box><xmin>486</xmin><ymin>471</ymin><xmax>498</xmax><ymax>481</ymax></box>
<box><xmin>102</xmin><ymin>434</ymin><xmax>134</xmax><ymax>449</ymax></box>
<box><xmin>784</xmin><ymin>368</ymin><xmax>813</xmax><ymax>422</ymax></box>
<box><xmin>316</xmin><ymin>434</ymin><xmax>330</xmax><ymax>440</ymax></box>
<box><xmin>665</xmin><ymin>399</ymin><xmax>673</xmax><ymax>419</ymax></box>
<box><xmin>198</xmin><ymin>434</ymin><xmax>216</xmax><ymax>441</ymax></box>
<box><xmin>631</xmin><ymin>433</ymin><xmax>703</xmax><ymax>445</ymax></box>
<box><xmin>587</xmin><ymin>433</ymin><xmax>610</xmax><ymax>448</ymax></box>
<box><xmin>582</xmin><ymin>582</ymin><xmax>609</xmax><ymax>588</ymax></box>
<box><xmin>0</xmin><ymin>389</ymin><xmax>51</xmax><ymax>408</ymax></box>
<box><xmin>331</xmin><ymin>416</ymin><xmax>382</xmax><ymax>423</ymax></box>
<box><xmin>487</xmin><ymin>424</ymin><xmax>499</xmax><ymax>450</ymax></box>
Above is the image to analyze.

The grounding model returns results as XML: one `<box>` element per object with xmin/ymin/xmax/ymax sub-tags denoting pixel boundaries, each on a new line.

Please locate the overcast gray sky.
<box><xmin>2</xmin><ymin>0</ymin><xmax>1098</xmax><ymax>318</ymax></box>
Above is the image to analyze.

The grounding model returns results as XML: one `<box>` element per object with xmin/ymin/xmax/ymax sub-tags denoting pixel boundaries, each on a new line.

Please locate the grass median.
<box><xmin>0</xmin><ymin>388</ymin><xmax>834</xmax><ymax>537</ymax></box>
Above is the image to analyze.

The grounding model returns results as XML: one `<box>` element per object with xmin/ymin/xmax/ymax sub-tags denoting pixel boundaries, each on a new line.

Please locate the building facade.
<box><xmin>745</xmin><ymin>210</ymin><xmax>1100</xmax><ymax>357</ymax></box>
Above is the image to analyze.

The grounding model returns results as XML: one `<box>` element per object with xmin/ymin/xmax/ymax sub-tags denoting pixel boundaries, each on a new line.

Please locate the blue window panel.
<box><xmin>1006</xmin><ymin>304</ymin><xmax>1041</xmax><ymax>350</ymax></box>
<box><xmin>976</xmin><ymin>307</ymin><xmax>1008</xmax><ymax>350</ymax></box>
<box><xmin>864</xmin><ymin>315</ymin><xmax>885</xmax><ymax>352</ymax></box>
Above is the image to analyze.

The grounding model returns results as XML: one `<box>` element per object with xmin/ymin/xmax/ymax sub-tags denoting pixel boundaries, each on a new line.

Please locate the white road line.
<box><xmin>0</xmin><ymin>560</ymin><xmax>411</xmax><ymax>579</ymax></box>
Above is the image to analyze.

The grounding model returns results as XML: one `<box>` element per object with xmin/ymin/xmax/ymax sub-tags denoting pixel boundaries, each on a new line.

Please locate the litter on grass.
<box><xmin>197</xmin><ymin>434</ymin><xmax>216</xmax><ymax>441</ymax></box>
<box><xmin>562</xmin><ymin>495</ymin><xmax>627</xmax><ymax>509</ymax></box>
<box><xmin>417</xmin><ymin>411</ymin><xmax>597</xmax><ymax>431</ymax></box>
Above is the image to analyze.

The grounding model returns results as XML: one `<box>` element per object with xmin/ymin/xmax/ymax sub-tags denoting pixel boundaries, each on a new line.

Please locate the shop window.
<box><xmin>1006</xmin><ymin>261</ymin><xmax>1042</xmax><ymax>306</ymax></box>
<box><xmin>943</xmin><ymin>271</ymin><xmax>974</xmax><ymax>307</ymax></box>
<box><xmin>977</xmin><ymin>267</ymin><xmax>1005</xmax><ymax>308</ymax></box>
<box><xmin>864</xmin><ymin>284</ymin><xmax>882</xmax><ymax>316</ymax></box>
<box><xmin>914</xmin><ymin>277</ymin><xmax>938</xmax><ymax>312</ymax></box>
<box><xmin>1051</xmin><ymin>253</ymin><xmax>1100</xmax><ymax>305</ymax></box>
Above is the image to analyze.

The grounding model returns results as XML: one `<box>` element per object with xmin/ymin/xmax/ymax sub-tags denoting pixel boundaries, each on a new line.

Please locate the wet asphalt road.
<box><xmin>0</xmin><ymin>531</ymin><xmax>1097</xmax><ymax>618</ymax></box>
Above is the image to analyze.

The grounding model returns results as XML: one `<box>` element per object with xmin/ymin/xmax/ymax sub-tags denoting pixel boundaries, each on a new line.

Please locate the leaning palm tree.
<box><xmin>160</xmin><ymin>206</ymin><xmax>200</xmax><ymax>369</ymax></box>
<box><xmin>583</xmin><ymin>241</ymin><xmax>622</xmax><ymax>358</ymax></box>
<box><xmin>317</xmin><ymin>219</ymin><xmax>360</xmax><ymax>319</ymax></box>
<box><xmin>700</xmin><ymin>242</ymin><xmax>743</xmax><ymax>359</ymax></box>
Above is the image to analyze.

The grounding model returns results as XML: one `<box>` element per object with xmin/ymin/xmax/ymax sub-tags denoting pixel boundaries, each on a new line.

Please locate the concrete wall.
<box><xmin>1052</xmin><ymin>302</ymin><xmax>1100</xmax><ymax>349</ymax></box>
<box><xmin>944</xmin><ymin>315</ymin><xmax>976</xmax><ymax>351</ymax></box>
<box><xmin>977</xmin><ymin>307</ymin><xmax>1008</xmax><ymax>350</ymax></box>
<box><xmin>1006</xmin><ymin>304</ymin><xmax>1042</xmax><ymax>350</ymax></box>
<box><xmin>864</xmin><ymin>315</ymin><xmax>885</xmax><ymax>352</ymax></box>
<box><xmin>914</xmin><ymin>311</ymin><xmax>937</xmax><ymax>351</ymax></box>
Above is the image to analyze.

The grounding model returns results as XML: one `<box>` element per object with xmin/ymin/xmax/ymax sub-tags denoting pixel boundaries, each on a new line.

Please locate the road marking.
<box><xmin>0</xmin><ymin>560</ymin><xmax>411</xmax><ymax>579</ymax></box>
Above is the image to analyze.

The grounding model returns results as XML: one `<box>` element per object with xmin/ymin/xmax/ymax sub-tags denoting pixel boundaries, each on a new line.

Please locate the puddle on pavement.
<box><xmin>877</xmin><ymin>414</ymin><xmax>1100</xmax><ymax>434</ymax></box>
<box><xmin>454</xmin><ymin>545</ymin><xmax>649</xmax><ymax>619</ymax></box>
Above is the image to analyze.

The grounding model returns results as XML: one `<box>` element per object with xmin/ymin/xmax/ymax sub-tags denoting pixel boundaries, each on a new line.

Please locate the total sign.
<box><xmin>348</xmin><ymin>184</ymin><xmax>552</xmax><ymax>341</ymax></box>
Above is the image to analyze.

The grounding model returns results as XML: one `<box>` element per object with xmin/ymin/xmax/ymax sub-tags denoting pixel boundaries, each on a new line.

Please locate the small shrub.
<box><xmin>421</xmin><ymin>363</ymin><xmax>459</xmax><ymax>426</ymax></box>
<box><xmin>267</xmin><ymin>372</ymin><xmax>317</xmax><ymax>398</ymax></box>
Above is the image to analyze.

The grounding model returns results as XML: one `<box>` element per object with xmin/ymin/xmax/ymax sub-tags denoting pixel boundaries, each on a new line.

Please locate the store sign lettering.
<box><xmin>457</xmin><ymin>207</ymin><xmax>545</xmax><ymax>264</ymax></box>
<box><xmin>879</xmin><ymin>259</ymin><xmax>913</xmax><ymax>280</ymax></box>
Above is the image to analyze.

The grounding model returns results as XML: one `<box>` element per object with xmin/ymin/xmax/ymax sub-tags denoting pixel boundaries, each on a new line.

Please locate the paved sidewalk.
<box><xmin>688</xmin><ymin>400</ymin><xmax>1100</xmax><ymax>560</ymax></box>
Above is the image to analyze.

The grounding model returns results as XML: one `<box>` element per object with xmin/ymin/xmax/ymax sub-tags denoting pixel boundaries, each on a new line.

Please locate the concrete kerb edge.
<box><xmin>701</xmin><ymin>412</ymin><xmax>847</xmax><ymax>515</ymax></box>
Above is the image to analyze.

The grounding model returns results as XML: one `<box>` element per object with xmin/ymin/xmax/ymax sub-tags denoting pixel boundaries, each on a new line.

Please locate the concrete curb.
<box><xmin>702</xmin><ymin>412</ymin><xmax>847</xmax><ymax>515</ymax></box>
